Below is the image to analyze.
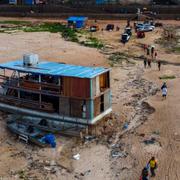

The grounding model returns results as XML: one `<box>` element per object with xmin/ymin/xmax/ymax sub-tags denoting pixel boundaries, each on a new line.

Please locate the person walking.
<box><xmin>147</xmin><ymin>59</ymin><xmax>151</xmax><ymax>68</ymax></box>
<box><xmin>147</xmin><ymin>47</ymin><xmax>150</xmax><ymax>56</ymax></box>
<box><xmin>140</xmin><ymin>167</ymin><xmax>149</xmax><ymax>180</ymax></box>
<box><xmin>116</xmin><ymin>26</ymin><xmax>120</xmax><ymax>31</ymax></box>
<box><xmin>158</xmin><ymin>60</ymin><xmax>161</xmax><ymax>71</ymax></box>
<box><xmin>161</xmin><ymin>82</ymin><xmax>167</xmax><ymax>89</ymax></box>
<box><xmin>144</xmin><ymin>44</ymin><xmax>147</xmax><ymax>53</ymax></box>
<box><xmin>154</xmin><ymin>51</ymin><xmax>157</xmax><ymax>60</ymax></box>
<box><xmin>144</xmin><ymin>59</ymin><xmax>147</xmax><ymax>68</ymax></box>
<box><xmin>161</xmin><ymin>83</ymin><xmax>167</xmax><ymax>100</ymax></box>
<box><xmin>148</xmin><ymin>157</ymin><xmax>158</xmax><ymax>177</ymax></box>
<box><xmin>151</xmin><ymin>46</ymin><xmax>154</xmax><ymax>58</ymax></box>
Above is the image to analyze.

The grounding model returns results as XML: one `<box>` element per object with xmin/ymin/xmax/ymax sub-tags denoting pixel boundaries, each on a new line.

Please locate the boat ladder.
<box><xmin>19</xmin><ymin>134</ymin><xmax>29</xmax><ymax>143</ymax></box>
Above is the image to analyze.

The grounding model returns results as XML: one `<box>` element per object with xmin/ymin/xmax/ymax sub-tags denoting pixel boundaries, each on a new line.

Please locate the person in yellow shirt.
<box><xmin>148</xmin><ymin>157</ymin><xmax>158</xmax><ymax>177</ymax></box>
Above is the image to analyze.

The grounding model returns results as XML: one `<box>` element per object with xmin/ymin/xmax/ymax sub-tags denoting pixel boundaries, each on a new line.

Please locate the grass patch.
<box><xmin>23</xmin><ymin>23</ymin><xmax>79</xmax><ymax>42</ymax></box>
<box><xmin>23</xmin><ymin>23</ymin><xmax>65</xmax><ymax>33</ymax></box>
<box><xmin>0</xmin><ymin>20</ymin><xmax>31</xmax><ymax>25</ymax></box>
<box><xmin>80</xmin><ymin>37</ymin><xmax>104</xmax><ymax>49</ymax></box>
<box><xmin>0</xmin><ymin>22</ymin><xmax>79</xmax><ymax>42</ymax></box>
<box><xmin>17</xmin><ymin>170</ymin><xmax>28</xmax><ymax>180</ymax></box>
<box><xmin>0</xmin><ymin>21</ymin><xmax>104</xmax><ymax>47</ymax></box>
<box><xmin>159</xmin><ymin>75</ymin><xmax>176</xmax><ymax>80</ymax></box>
<box><xmin>173</xmin><ymin>46</ymin><xmax>180</xmax><ymax>53</ymax></box>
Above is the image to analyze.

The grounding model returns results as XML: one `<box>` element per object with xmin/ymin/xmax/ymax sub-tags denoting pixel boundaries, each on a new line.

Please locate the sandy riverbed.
<box><xmin>0</xmin><ymin>18</ymin><xmax>179</xmax><ymax>180</ymax></box>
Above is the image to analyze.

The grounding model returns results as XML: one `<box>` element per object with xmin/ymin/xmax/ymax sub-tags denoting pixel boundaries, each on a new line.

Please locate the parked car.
<box><xmin>137</xmin><ymin>25</ymin><xmax>155</xmax><ymax>32</ymax></box>
<box><xmin>144</xmin><ymin>20</ymin><xmax>155</xmax><ymax>26</ymax></box>
<box><xmin>121</xmin><ymin>33</ymin><xmax>130</xmax><ymax>43</ymax></box>
<box><xmin>135</xmin><ymin>23</ymin><xmax>144</xmax><ymax>29</ymax></box>
<box><xmin>90</xmin><ymin>25</ymin><xmax>99</xmax><ymax>32</ymax></box>
<box><xmin>106</xmin><ymin>24</ymin><xmax>114</xmax><ymax>31</ymax></box>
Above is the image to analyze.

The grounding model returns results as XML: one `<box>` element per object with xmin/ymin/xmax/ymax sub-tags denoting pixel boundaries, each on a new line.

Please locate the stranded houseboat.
<box><xmin>0</xmin><ymin>54</ymin><xmax>111</xmax><ymax>126</ymax></box>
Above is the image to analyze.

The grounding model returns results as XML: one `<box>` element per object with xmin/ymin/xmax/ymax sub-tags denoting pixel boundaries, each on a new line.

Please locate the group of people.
<box><xmin>144</xmin><ymin>44</ymin><xmax>156</xmax><ymax>58</ymax></box>
<box><xmin>143</xmin><ymin>44</ymin><xmax>161</xmax><ymax>71</ymax></box>
<box><xmin>143</xmin><ymin>58</ymin><xmax>161</xmax><ymax>71</ymax></box>
<box><xmin>143</xmin><ymin>43</ymin><xmax>168</xmax><ymax>99</ymax></box>
<box><xmin>140</xmin><ymin>42</ymin><xmax>169</xmax><ymax>179</ymax></box>
<box><xmin>140</xmin><ymin>157</ymin><xmax>158</xmax><ymax>180</ymax></box>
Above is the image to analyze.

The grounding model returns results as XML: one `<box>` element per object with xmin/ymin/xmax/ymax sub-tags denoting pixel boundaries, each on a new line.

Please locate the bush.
<box><xmin>81</xmin><ymin>37</ymin><xmax>104</xmax><ymax>49</ymax></box>
<box><xmin>159</xmin><ymin>75</ymin><xmax>176</xmax><ymax>80</ymax></box>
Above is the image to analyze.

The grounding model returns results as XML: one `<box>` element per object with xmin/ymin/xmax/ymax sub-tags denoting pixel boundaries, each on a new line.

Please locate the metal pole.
<box><xmin>39</xmin><ymin>74</ymin><xmax>41</xmax><ymax>108</ymax></box>
<box><xmin>58</xmin><ymin>76</ymin><xmax>61</xmax><ymax>114</ymax></box>
<box><xmin>18</xmin><ymin>71</ymin><xmax>20</xmax><ymax>99</ymax></box>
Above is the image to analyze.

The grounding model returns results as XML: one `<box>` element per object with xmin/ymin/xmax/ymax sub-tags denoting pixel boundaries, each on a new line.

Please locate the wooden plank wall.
<box><xmin>63</xmin><ymin>77</ymin><xmax>90</xmax><ymax>98</ymax></box>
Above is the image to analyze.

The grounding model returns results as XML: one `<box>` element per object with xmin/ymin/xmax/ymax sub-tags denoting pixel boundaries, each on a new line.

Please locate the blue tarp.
<box><xmin>0</xmin><ymin>60</ymin><xmax>110</xmax><ymax>78</ymax></box>
<box><xmin>24</xmin><ymin>0</ymin><xmax>34</xmax><ymax>5</ymax></box>
<box><xmin>67</xmin><ymin>16</ymin><xmax>88</xmax><ymax>29</ymax></box>
<box><xmin>40</xmin><ymin>134</ymin><xmax>56</xmax><ymax>148</ymax></box>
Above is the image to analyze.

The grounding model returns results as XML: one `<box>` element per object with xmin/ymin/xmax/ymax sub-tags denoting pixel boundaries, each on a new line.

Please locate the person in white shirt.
<box><xmin>161</xmin><ymin>83</ymin><xmax>167</xmax><ymax>100</ymax></box>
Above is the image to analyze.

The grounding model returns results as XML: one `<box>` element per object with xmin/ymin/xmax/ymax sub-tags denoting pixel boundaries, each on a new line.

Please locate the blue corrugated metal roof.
<box><xmin>67</xmin><ymin>16</ymin><xmax>88</xmax><ymax>22</ymax></box>
<box><xmin>0</xmin><ymin>60</ymin><xmax>109</xmax><ymax>78</ymax></box>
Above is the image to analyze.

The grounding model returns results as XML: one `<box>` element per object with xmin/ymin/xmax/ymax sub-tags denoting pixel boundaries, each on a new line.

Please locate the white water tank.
<box><xmin>23</xmin><ymin>53</ymin><xmax>39</xmax><ymax>67</ymax></box>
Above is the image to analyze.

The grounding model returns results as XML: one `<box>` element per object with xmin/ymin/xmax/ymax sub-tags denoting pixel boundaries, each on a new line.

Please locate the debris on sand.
<box><xmin>111</xmin><ymin>150</ymin><xmax>127</xmax><ymax>158</ymax></box>
<box><xmin>122</xmin><ymin>123</ymin><xmax>129</xmax><ymax>130</ymax></box>
<box><xmin>73</xmin><ymin>154</ymin><xmax>80</xmax><ymax>160</ymax></box>
<box><xmin>143</xmin><ymin>137</ymin><xmax>156</xmax><ymax>145</ymax></box>
<box><xmin>143</xmin><ymin>134</ymin><xmax>162</xmax><ymax>148</ymax></box>
<box><xmin>80</xmin><ymin>170</ymin><xmax>91</xmax><ymax>176</ymax></box>
<box><xmin>84</xmin><ymin>135</ymin><xmax>96</xmax><ymax>142</ymax></box>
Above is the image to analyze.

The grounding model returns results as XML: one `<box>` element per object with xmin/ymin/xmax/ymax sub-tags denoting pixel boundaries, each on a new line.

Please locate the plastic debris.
<box><xmin>40</xmin><ymin>134</ymin><xmax>56</xmax><ymax>148</ymax></box>
<box><xmin>84</xmin><ymin>135</ymin><xmax>96</xmax><ymax>141</ymax></box>
<box><xmin>80</xmin><ymin>170</ymin><xmax>91</xmax><ymax>176</ymax></box>
<box><xmin>73</xmin><ymin>153</ymin><xmax>80</xmax><ymax>160</ymax></box>
<box><xmin>123</xmin><ymin>123</ymin><xmax>128</xmax><ymax>130</ymax></box>
<box><xmin>143</xmin><ymin>137</ymin><xmax>156</xmax><ymax>145</ymax></box>
<box><xmin>111</xmin><ymin>150</ymin><xmax>127</xmax><ymax>158</ymax></box>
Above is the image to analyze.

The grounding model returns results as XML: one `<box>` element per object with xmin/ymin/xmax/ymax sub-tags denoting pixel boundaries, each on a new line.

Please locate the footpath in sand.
<box><xmin>0</xmin><ymin>19</ymin><xmax>179</xmax><ymax>180</ymax></box>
